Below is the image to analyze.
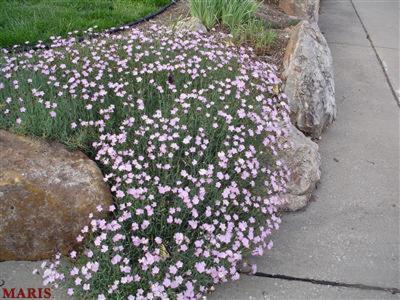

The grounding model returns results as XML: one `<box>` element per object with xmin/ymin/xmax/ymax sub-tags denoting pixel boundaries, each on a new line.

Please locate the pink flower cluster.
<box><xmin>0</xmin><ymin>25</ymin><xmax>291</xmax><ymax>299</ymax></box>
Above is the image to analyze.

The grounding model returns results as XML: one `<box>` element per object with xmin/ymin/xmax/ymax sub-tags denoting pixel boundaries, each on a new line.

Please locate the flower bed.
<box><xmin>0</xmin><ymin>26</ymin><xmax>290</xmax><ymax>299</ymax></box>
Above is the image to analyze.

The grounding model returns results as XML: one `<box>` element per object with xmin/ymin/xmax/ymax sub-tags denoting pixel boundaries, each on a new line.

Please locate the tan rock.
<box><xmin>174</xmin><ymin>17</ymin><xmax>207</xmax><ymax>33</ymax></box>
<box><xmin>280</xmin><ymin>124</ymin><xmax>321</xmax><ymax>211</ymax></box>
<box><xmin>255</xmin><ymin>2</ymin><xmax>300</xmax><ymax>29</ymax></box>
<box><xmin>279</xmin><ymin>0</ymin><xmax>320</xmax><ymax>23</ymax></box>
<box><xmin>283</xmin><ymin>20</ymin><xmax>336</xmax><ymax>138</ymax></box>
<box><xmin>0</xmin><ymin>130</ymin><xmax>112</xmax><ymax>261</ymax></box>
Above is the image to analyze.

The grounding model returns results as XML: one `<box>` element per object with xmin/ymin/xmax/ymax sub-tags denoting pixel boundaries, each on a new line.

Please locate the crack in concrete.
<box><xmin>350</xmin><ymin>0</ymin><xmax>400</xmax><ymax>107</ymax></box>
<box><xmin>252</xmin><ymin>272</ymin><xmax>400</xmax><ymax>295</ymax></box>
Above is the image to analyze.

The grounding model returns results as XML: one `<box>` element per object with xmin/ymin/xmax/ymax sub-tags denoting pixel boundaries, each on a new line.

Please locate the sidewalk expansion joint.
<box><xmin>328</xmin><ymin>41</ymin><xmax>398</xmax><ymax>51</ymax></box>
<box><xmin>350</xmin><ymin>0</ymin><xmax>400</xmax><ymax>107</ymax></box>
<box><xmin>252</xmin><ymin>272</ymin><xmax>400</xmax><ymax>295</ymax></box>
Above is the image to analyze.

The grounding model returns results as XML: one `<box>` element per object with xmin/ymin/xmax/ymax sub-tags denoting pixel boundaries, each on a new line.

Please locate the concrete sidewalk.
<box><xmin>211</xmin><ymin>0</ymin><xmax>400</xmax><ymax>299</ymax></box>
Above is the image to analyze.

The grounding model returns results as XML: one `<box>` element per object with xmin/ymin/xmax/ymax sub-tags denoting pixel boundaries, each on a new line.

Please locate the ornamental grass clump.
<box><xmin>189</xmin><ymin>0</ymin><xmax>259</xmax><ymax>30</ymax></box>
<box><xmin>0</xmin><ymin>26</ymin><xmax>290</xmax><ymax>299</ymax></box>
<box><xmin>188</xmin><ymin>0</ymin><xmax>276</xmax><ymax>52</ymax></box>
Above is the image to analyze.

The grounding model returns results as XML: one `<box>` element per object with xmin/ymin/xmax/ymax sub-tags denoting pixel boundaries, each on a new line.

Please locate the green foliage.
<box><xmin>233</xmin><ymin>19</ymin><xmax>277</xmax><ymax>54</ymax></box>
<box><xmin>0</xmin><ymin>27</ymin><xmax>289</xmax><ymax>299</ymax></box>
<box><xmin>0</xmin><ymin>0</ymin><xmax>171</xmax><ymax>48</ymax></box>
<box><xmin>188</xmin><ymin>0</ymin><xmax>223</xmax><ymax>29</ymax></box>
<box><xmin>220</xmin><ymin>0</ymin><xmax>260</xmax><ymax>30</ymax></box>
<box><xmin>188</xmin><ymin>0</ymin><xmax>275</xmax><ymax>51</ymax></box>
<box><xmin>189</xmin><ymin>0</ymin><xmax>259</xmax><ymax>30</ymax></box>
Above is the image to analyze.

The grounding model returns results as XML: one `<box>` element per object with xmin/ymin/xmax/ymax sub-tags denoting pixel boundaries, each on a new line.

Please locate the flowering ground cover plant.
<box><xmin>0</xmin><ymin>26</ymin><xmax>291</xmax><ymax>299</ymax></box>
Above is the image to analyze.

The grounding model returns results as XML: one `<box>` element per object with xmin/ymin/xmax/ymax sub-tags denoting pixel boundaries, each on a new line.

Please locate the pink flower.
<box><xmin>183</xmin><ymin>136</ymin><xmax>192</xmax><ymax>144</ymax></box>
<box><xmin>251</xmin><ymin>264</ymin><xmax>257</xmax><ymax>274</ymax></box>
<box><xmin>116</xmin><ymin>190</ymin><xmax>125</xmax><ymax>198</ymax></box>
<box><xmin>70</xmin><ymin>267</ymin><xmax>79</xmax><ymax>276</ymax></box>
<box><xmin>195</xmin><ymin>262</ymin><xmax>206</xmax><ymax>273</ymax></box>
<box><xmin>174</xmin><ymin>232</ymin><xmax>184</xmax><ymax>245</ymax></box>
<box><xmin>111</xmin><ymin>255</ymin><xmax>122</xmax><ymax>265</ymax></box>
<box><xmin>3</xmin><ymin>24</ymin><xmax>290</xmax><ymax>300</ymax></box>
<box><xmin>74</xmin><ymin>277</ymin><xmax>82</xmax><ymax>286</ymax></box>
<box><xmin>169</xmin><ymin>265</ymin><xmax>178</xmax><ymax>275</ymax></box>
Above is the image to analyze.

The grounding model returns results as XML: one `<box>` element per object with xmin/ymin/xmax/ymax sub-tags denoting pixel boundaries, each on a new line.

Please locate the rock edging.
<box><xmin>0</xmin><ymin>130</ymin><xmax>113</xmax><ymax>261</ymax></box>
<box><xmin>280</xmin><ymin>124</ymin><xmax>321</xmax><ymax>211</ymax></box>
<box><xmin>283</xmin><ymin>20</ymin><xmax>336</xmax><ymax>139</ymax></box>
<box><xmin>277</xmin><ymin>0</ymin><xmax>335</xmax><ymax>210</ymax></box>
<box><xmin>279</xmin><ymin>0</ymin><xmax>320</xmax><ymax>23</ymax></box>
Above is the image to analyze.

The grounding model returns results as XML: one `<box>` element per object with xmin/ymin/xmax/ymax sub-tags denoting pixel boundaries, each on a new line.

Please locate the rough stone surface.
<box><xmin>279</xmin><ymin>0</ymin><xmax>320</xmax><ymax>23</ymax></box>
<box><xmin>0</xmin><ymin>130</ymin><xmax>113</xmax><ymax>261</ymax></box>
<box><xmin>255</xmin><ymin>2</ymin><xmax>300</xmax><ymax>29</ymax></box>
<box><xmin>283</xmin><ymin>20</ymin><xmax>336</xmax><ymax>138</ymax></box>
<box><xmin>175</xmin><ymin>17</ymin><xmax>207</xmax><ymax>33</ymax></box>
<box><xmin>280</xmin><ymin>124</ymin><xmax>321</xmax><ymax>211</ymax></box>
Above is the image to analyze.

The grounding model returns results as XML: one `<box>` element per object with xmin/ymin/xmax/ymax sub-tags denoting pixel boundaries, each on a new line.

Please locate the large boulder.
<box><xmin>282</xmin><ymin>20</ymin><xmax>336</xmax><ymax>138</ymax></box>
<box><xmin>280</xmin><ymin>124</ymin><xmax>321</xmax><ymax>211</ymax></box>
<box><xmin>279</xmin><ymin>0</ymin><xmax>320</xmax><ymax>23</ymax></box>
<box><xmin>0</xmin><ymin>130</ymin><xmax>113</xmax><ymax>261</ymax></box>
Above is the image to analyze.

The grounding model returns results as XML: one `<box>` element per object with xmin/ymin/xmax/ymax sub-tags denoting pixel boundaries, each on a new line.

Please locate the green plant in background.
<box><xmin>189</xmin><ymin>0</ymin><xmax>276</xmax><ymax>52</ymax></box>
<box><xmin>189</xmin><ymin>0</ymin><xmax>259</xmax><ymax>30</ymax></box>
<box><xmin>233</xmin><ymin>19</ymin><xmax>277</xmax><ymax>54</ymax></box>
<box><xmin>188</xmin><ymin>0</ymin><xmax>222</xmax><ymax>29</ymax></box>
<box><xmin>220</xmin><ymin>0</ymin><xmax>259</xmax><ymax>30</ymax></box>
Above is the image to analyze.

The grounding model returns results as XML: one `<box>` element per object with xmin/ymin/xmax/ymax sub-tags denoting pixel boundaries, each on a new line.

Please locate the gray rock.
<box><xmin>175</xmin><ymin>17</ymin><xmax>207</xmax><ymax>33</ymax></box>
<box><xmin>280</xmin><ymin>124</ymin><xmax>321</xmax><ymax>211</ymax></box>
<box><xmin>283</xmin><ymin>20</ymin><xmax>336</xmax><ymax>138</ymax></box>
<box><xmin>279</xmin><ymin>0</ymin><xmax>320</xmax><ymax>23</ymax></box>
<box><xmin>0</xmin><ymin>130</ymin><xmax>113</xmax><ymax>261</ymax></box>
